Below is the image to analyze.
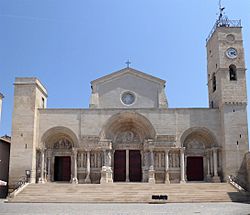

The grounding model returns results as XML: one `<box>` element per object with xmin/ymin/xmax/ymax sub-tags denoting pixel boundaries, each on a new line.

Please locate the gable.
<box><xmin>91</xmin><ymin>67</ymin><xmax>166</xmax><ymax>86</ymax></box>
<box><xmin>90</xmin><ymin>67</ymin><xmax>168</xmax><ymax>109</ymax></box>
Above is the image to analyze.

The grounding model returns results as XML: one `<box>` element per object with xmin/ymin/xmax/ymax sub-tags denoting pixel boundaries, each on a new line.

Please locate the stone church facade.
<box><xmin>8</xmin><ymin>17</ymin><xmax>249</xmax><ymax>188</ymax></box>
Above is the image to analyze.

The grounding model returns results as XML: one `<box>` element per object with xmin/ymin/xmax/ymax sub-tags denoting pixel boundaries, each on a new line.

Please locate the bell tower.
<box><xmin>206</xmin><ymin>6</ymin><xmax>249</xmax><ymax>180</ymax></box>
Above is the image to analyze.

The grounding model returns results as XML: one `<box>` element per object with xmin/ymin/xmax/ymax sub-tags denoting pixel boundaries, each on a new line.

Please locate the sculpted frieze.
<box><xmin>156</xmin><ymin>135</ymin><xmax>176</xmax><ymax>142</ymax></box>
<box><xmin>144</xmin><ymin>135</ymin><xmax>176</xmax><ymax>149</ymax></box>
<box><xmin>115</xmin><ymin>131</ymin><xmax>140</xmax><ymax>144</ymax></box>
<box><xmin>186</xmin><ymin>140</ymin><xmax>205</xmax><ymax>150</ymax></box>
<box><xmin>80</xmin><ymin>135</ymin><xmax>100</xmax><ymax>149</ymax></box>
<box><xmin>50</xmin><ymin>138</ymin><xmax>73</xmax><ymax>149</ymax></box>
<box><xmin>80</xmin><ymin>135</ymin><xmax>100</xmax><ymax>143</ymax></box>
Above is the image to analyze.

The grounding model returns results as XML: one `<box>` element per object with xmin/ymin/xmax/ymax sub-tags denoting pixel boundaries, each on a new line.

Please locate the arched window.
<box><xmin>212</xmin><ymin>73</ymin><xmax>216</xmax><ymax>92</ymax></box>
<box><xmin>229</xmin><ymin>64</ymin><xmax>237</xmax><ymax>81</ymax></box>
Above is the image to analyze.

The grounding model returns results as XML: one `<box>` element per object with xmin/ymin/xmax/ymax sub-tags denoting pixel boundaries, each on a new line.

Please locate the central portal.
<box><xmin>114</xmin><ymin>150</ymin><xmax>142</xmax><ymax>182</ymax></box>
<box><xmin>54</xmin><ymin>156</ymin><xmax>71</xmax><ymax>182</ymax></box>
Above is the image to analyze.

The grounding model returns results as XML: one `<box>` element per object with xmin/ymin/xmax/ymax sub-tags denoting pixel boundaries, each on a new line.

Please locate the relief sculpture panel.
<box><xmin>115</xmin><ymin>131</ymin><xmax>140</xmax><ymax>143</ymax></box>
<box><xmin>49</xmin><ymin>138</ymin><xmax>73</xmax><ymax>150</ymax></box>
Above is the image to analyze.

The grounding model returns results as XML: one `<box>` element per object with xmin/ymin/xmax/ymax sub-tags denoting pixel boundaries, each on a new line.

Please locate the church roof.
<box><xmin>0</xmin><ymin>135</ymin><xmax>11</xmax><ymax>144</ymax></box>
<box><xmin>91</xmin><ymin>67</ymin><xmax>166</xmax><ymax>86</ymax></box>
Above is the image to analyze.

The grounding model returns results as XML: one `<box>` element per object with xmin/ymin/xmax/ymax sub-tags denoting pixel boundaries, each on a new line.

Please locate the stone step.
<box><xmin>8</xmin><ymin>182</ymin><xmax>250</xmax><ymax>203</ymax></box>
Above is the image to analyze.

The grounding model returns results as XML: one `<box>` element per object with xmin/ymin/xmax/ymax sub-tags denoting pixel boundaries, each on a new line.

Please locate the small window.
<box><xmin>211</xmin><ymin>101</ymin><xmax>214</xmax><ymax>108</ymax></box>
<box><xmin>42</xmin><ymin>97</ymin><xmax>45</xmax><ymax>108</ymax></box>
<box><xmin>229</xmin><ymin>64</ymin><xmax>237</xmax><ymax>81</ymax></box>
<box><xmin>212</xmin><ymin>73</ymin><xmax>216</xmax><ymax>92</ymax></box>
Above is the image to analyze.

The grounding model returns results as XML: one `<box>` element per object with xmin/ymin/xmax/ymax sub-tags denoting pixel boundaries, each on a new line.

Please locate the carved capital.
<box><xmin>180</xmin><ymin>147</ymin><xmax>185</xmax><ymax>153</ymax></box>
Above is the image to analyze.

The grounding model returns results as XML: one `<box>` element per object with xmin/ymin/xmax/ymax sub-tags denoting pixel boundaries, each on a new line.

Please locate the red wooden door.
<box><xmin>129</xmin><ymin>150</ymin><xmax>142</xmax><ymax>182</ymax></box>
<box><xmin>54</xmin><ymin>156</ymin><xmax>71</xmax><ymax>181</ymax></box>
<box><xmin>187</xmin><ymin>156</ymin><xmax>204</xmax><ymax>181</ymax></box>
<box><xmin>114</xmin><ymin>150</ymin><xmax>126</xmax><ymax>182</ymax></box>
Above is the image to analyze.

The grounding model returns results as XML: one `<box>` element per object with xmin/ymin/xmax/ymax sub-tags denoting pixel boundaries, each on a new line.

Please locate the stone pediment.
<box><xmin>89</xmin><ymin>67</ymin><xmax>168</xmax><ymax>108</ymax></box>
<box><xmin>91</xmin><ymin>67</ymin><xmax>166</xmax><ymax>86</ymax></box>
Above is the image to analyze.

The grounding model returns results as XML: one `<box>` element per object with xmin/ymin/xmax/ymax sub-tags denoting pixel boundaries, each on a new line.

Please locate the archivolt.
<box><xmin>99</xmin><ymin>111</ymin><xmax>156</xmax><ymax>141</ymax></box>
<box><xmin>180</xmin><ymin>127</ymin><xmax>218</xmax><ymax>148</ymax></box>
<box><xmin>40</xmin><ymin>126</ymin><xmax>79</xmax><ymax>148</ymax></box>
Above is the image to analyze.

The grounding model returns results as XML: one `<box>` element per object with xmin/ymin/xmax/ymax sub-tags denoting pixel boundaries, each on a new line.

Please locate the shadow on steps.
<box><xmin>227</xmin><ymin>192</ymin><xmax>250</xmax><ymax>203</ymax></box>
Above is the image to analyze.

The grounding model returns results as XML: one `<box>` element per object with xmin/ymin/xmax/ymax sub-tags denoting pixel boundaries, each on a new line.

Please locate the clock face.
<box><xmin>121</xmin><ymin>92</ymin><xmax>135</xmax><ymax>105</ymax></box>
<box><xmin>226</xmin><ymin>48</ymin><xmax>238</xmax><ymax>59</ymax></box>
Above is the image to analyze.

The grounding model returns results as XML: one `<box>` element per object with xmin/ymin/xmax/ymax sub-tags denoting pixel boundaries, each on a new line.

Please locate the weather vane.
<box><xmin>126</xmin><ymin>60</ymin><xmax>131</xmax><ymax>68</ymax></box>
<box><xmin>218</xmin><ymin>0</ymin><xmax>225</xmax><ymax>21</ymax></box>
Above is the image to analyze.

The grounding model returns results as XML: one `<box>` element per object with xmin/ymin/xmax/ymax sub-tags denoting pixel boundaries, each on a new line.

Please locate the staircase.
<box><xmin>8</xmin><ymin>182</ymin><xmax>250</xmax><ymax>203</ymax></box>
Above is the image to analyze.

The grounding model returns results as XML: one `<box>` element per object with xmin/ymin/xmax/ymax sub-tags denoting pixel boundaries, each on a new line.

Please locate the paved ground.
<box><xmin>0</xmin><ymin>200</ymin><xmax>250</xmax><ymax>215</ymax></box>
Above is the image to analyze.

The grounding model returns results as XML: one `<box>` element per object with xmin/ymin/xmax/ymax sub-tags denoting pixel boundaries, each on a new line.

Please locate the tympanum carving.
<box><xmin>50</xmin><ymin>138</ymin><xmax>73</xmax><ymax>149</ymax></box>
<box><xmin>116</xmin><ymin>131</ymin><xmax>140</xmax><ymax>143</ymax></box>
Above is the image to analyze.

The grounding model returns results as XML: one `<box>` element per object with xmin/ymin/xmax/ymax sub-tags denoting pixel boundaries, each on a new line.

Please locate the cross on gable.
<box><xmin>125</xmin><ymin>60</ymin><xmax>131</xmax><ymax>68</ymax></box>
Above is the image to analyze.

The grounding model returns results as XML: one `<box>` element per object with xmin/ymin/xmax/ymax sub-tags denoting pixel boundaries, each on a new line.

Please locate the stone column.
<box><xmin>44</xmin><ymin>152</ymin><xmax>47</xmax><ymax>182</ymax></box>
<box><xmin>212</xmin><ymin>148</ymin><xmax>220</xmax><ymax>182</ymax></box>
<box><xmin>148</xmin><ymin>149</ymin><xmax>155</xmax><ymax>184</ymax></box>
<box><xmin>140</xmin><ymin>150</ymin><xmax>145</xmax><ymax>182</ymax></box>
<box><xmin>47</xmin><ymin>157</ymin><xmax>51</xmax><ymax>182</ymax></box>
<box><xmin>80</xmin><ymin>152</ymin><xmax>84</xmax><ymax>168</ymax></box>
<box><xmin>85</xmin><ymin>150</ymin><xmax>91</xmax><ymax>183</ymax></box>
<box><xmin>210</xmin><ymin>150</ymin><xmax>213</xmax><ymax>176</ymax></box>
<box><xmin>213</xmin><ymin>148</ymin><xmax>218</xmax><ymax>176</ymax></box>
<box><xmin>150</xmin><ymin>149</ymin><xmax>154</xmax><ymax>169</ymax></box>
<box><xmin>180</xmin><ymin>148</ymin><xmax>186</xmax><ymax>183</ymax></box>
<box><xmin>172</xmin><ymin>152</ymin><xmax>176</xmax><ymax>168</ymax></box>
<box><xmin>102</xmin><ymin>150</ymin><xmax>106</xmax><ymax>167</ymax></box>
<box><xmin>72</xmin><ymin>148</ymin><xmax>78</xmax><ymax>184</ymax></box>
<box><xmin>126</xmin><ymin>149</ymin><xmax>129</xmax><ymax>182</ymax></box>
<box><xmin>39</xmin><ymin>149</ymin><xmax>45</xmax><ymax>183</ymax></box>
<box><xmin>165</xmin><ymin>149</ymin><xmax>170</xmax><ymax>184</ymax></box>
<box><xmin>206</xmin><ymin>151</ymin><xmax>211</xmax><ymax>181</ymax></box>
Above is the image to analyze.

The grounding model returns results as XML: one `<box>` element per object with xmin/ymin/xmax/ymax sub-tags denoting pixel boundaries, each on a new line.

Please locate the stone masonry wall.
<box><xmin>246</xmin><ymin>152</ymin><xmax>250</xmax><ymax>191</ymax></box>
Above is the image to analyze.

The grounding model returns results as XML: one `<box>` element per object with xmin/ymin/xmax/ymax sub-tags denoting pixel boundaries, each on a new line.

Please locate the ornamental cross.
<box><xmin>125</xmin><ymin>60</ymin><xmax>131</xmax><ymax>68</ymax></box>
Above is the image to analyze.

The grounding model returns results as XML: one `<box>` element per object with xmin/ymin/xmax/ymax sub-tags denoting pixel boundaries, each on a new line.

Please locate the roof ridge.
<box><xmin>91</xmin><ymin>67</ymin><xmax>166</xmax><ymax>85</ymax></box>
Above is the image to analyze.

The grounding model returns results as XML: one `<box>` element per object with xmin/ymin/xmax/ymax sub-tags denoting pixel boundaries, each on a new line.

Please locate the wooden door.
<box><xmin>187</xmin><ymin>156</ymin><xmax>204</xmax><ymax>181</ymax></box>
<box><xmin>54</xmin><ymin>156</ymin><xmax>71</xmax><ymax>181</ymax></box>
<box><xmin>114</xmin><ymin>150</ymin><xmax>126</xmax><ymax>182</ymax></box>
<box><xmin>129</xmin><ymin>150</ymin><xmax>142</xmax><ymax>182</ymax></box>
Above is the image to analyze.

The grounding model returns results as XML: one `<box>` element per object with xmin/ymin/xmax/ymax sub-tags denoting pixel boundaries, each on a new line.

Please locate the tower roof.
<box><xmin>206</xmin><ymin>5</ymin><xmax>241</xmax><ymax>42</ymax></box>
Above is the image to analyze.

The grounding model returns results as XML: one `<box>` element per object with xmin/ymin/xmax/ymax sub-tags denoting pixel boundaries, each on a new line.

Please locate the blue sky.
<box><xmin>0</xmin><ymin>0</ymin><xmax>250</xmax><ymax>138</ymax></box>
